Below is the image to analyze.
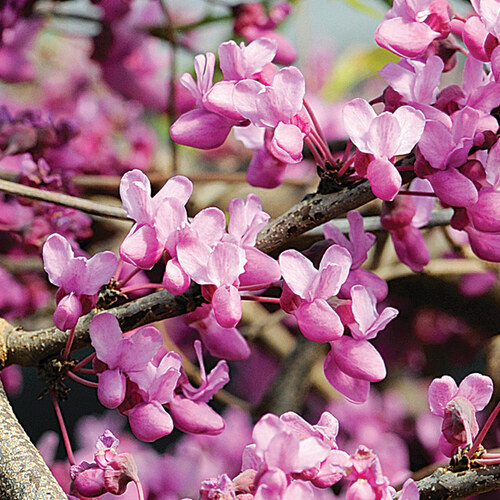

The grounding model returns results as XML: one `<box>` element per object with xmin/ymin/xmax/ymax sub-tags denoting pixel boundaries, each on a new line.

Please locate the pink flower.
<box><xmin>89</xmin><ymin>312</ymin><xmax>163</xmax><ymax>409</ymax></box>
<box><xmin>234</xmin><ymin>66</ymin><xmax>309</xmax><ymax>164</ymax></box>
<box><xmin>428</xmin><ymin>373</ymin><xmax>493</xmax><ymax>456</ymax></box>
<box><xmin>343</xmin><ymin>98</ymin><xmax>425</xmax><ymax>201</ymax></box>
<box><xmin>42</xmin><ymin>233</ymin><xmax>118</xmax><ymax>330</ymax></box>
<box><xmin>279</xmin><ymin>244</ymin><xmax>352</xmax><ymax>342</ymax></box>
<box><xmin>375</xmin><ymin>0</ymin><xmax>451</xmax><ymax>58</ymax></box>
<box><xmin>119</xmin><ymin>169</ymin><xmax>192</xmax><ymax>270</ymax></box>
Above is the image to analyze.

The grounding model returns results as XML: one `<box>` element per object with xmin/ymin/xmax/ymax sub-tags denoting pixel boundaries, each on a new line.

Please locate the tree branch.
<box><xmin>402</xmin><ymin>463</ymin><xmax>500</xmax><ymax>499</ymax></box>
<box><xmin>0</xmin><ymin>380</ymin><xmax>66</xmax><ymax>498</ymax></box>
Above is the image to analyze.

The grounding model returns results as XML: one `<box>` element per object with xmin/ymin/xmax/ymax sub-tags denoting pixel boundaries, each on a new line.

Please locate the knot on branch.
<box><xmin>38</xmin><ymin>356</ymin><xmax>76</xmax><ymax>400</ymax></box>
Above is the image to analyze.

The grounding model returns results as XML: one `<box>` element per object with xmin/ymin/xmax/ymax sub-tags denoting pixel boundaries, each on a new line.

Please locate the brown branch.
<box><xmin>0</xmin><ymin>178</ymin><xmax>129</xmax><ymax>221</ymax></box>
<box><xmin>402</xmin><ymin>464</ymin><xmax>500</xmax><ymax>499</ymax></box>
<box><xmin>0</xmin><ymin>379</ymin><xmax>66</xmax><ymax>498</ymax></box>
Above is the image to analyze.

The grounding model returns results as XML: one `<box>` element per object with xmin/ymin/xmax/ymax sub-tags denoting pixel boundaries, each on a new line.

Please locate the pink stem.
<box><xmin>67</xmin><ymin>371</ymin><xmax>99</xmax><ymax>388</ymax></box>
<box><xmin>342</xmin><ymin>139</ymin><xmax>353</xmax><ymax>163</ymax></box>
<box><xmin>239</xmin><ymin>282</ymin><xmax>280</xmax><ymax>292</ymax></box>
<box><xmin>63</xmin><ymin>326</ymin><xmax>77</xmax><ymax>361</ymax></box>
<box><xmin>303</xmin><ymin>98</ymin><xmax>328</xmax><ymax>146</ymax></box>
<box><xmin>75</xmin><ymin>368</ymin><xmax>97</xmax><ymax>375</ymax></box>
<box><xmin>72</xmin><ymin>352</ymin><xmax>96</xmax><ymax>372</ymax></box>
<box><xmin>468</xmin><ymin>399</ymin><xmax>500</xmax><ymax>458</ymax></box>
<box><xmin>121</xmin><ymin>283</ymin><xmax>163</xmax><ymax>294</ymax></box>
<box><xmin>304</xmin><ymin>136</ymin><xmax>326</xmax><ymax>168</ymax></box>
<box><xmin>51</xmin><ymin>393</ymin><xmax>76</xmax><ymax>465</ymax></box>
<box><xmin>241</xmin><ymin>295</ymin><xmax>281</xmax><ymax>304</ymax></box>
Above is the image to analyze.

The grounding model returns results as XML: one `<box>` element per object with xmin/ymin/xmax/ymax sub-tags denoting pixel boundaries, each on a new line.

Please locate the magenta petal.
<box><xmin>463</xmin><ymin>17</ymin><xmax>489</xmax><ymax>62</ymax></box>
<box><xmin>239</xmin><ymin>247</ymin><xmax>281</xmax><ymax>287</ymax></box>
<box><xmin>89</xmin><ymin>313</ymin><xmax>123</xmax><ymax>368</ymax></box>
<box><xmin>429</xmin><ymin>168</ymin><xmax>478</xmax><ymax>207</ymax></box>
<box><xmin>119</xmin><ymin>325</ymin><xmax>163</xmax><ymax>373</ymax></box>
<box><xmin>332</xmin><ymin>337</ymin><xmax>386</xmax><ymax>382</ymax></box>
<box><xmin>367</xmin><ymin>158</ymin><xmax>402</xmax><ymax>201</ymax></box>
<box><xmin>466</xmin><ymin>227</ymin><xmax>500</xmax><ymax>262</ymax></box>
<box><xmin>468</xmin><ymin>191</ymin><xmax>500</xmax><ymax>232</ymax></box>
<box><xmin>98</xmin><ymin>369</ymin><xmax>126</xmax><ymax>409</ymax></box>
<box><xmin>428</xmin><ymin>375</ymin><xmax>458</xmax><ymax>417</ymax></box>
<box><xmin>163</xmin><ymin>258</ymin><xmax>190</xmax><ymax>295</ymax></box>
<box><xmin>199</xmin><ymin>323</ymin><xmax>251</xmax><ymax>360</ymax></box>
<box><xmin>269</xmin><ymin>123</ymin><xmax>303</xmax><ymax>163</ymax></box>
<box><xmin>324</xmin><ymin>350</ymin><xmax>370</xmax><ymax>403</ymax></box>
<box><xmin>456</xmin><ymin>373</ymin><xmax>494</xmax><ymax>411</ymax></box>
<box><xmin>246</xmin><ymin>148</ymin><xmax>287</xmax><ymax>188</ymax></box>
<box><xmin>212</xmin><ymin>285</ymin><xmax>242</xmax><ymax>328</ymax></box>
<box><xmin>296</xmin><ymin>299</ymin><xmax>344</xmax><ymax>342</ymax></box>
<box><xmin>169</xmin><ymin>396</ymin><xmax>225</xmax><ymax>435</ymax></box>
<box><xmin>127</xmin><ymin>401</ymin><xmax>173</xmax><ymax>442</ymax></box>
<box><xmin>170</xmin><ymin>108</ymin><xmax>233</xmax><ymax>149</ymax></box>
<box><xmin>375</xmin><ymin>18</ymin><xmax>439</xmax><ymax>58</ymax></box>
<box><xmin>53</xmin><ymin>292</ymin><xmax>82</xmax><ymax>331</ymax></box>
<box><xmin>119</xmin><ymin>224</ymin><xmax>164</xmax><ymax>270</ymax></box>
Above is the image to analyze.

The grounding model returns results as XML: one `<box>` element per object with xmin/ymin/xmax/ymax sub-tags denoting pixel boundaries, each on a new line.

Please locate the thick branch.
<box><xmin>406</xmin><ymin>464</ymin><xmax>500</xmax><ymax>499</ymax></box>
<box><xmin>0</xmin><ymin>380</ymin><xmax>66</xmax><ymax>498</ymax></box>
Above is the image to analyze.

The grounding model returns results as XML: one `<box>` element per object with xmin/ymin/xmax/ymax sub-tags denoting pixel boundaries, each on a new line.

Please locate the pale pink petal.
<box><xmin>42</xmin><ymin>234</ymin><xmax>77</xmax><ymax>289</ymax></box>
<box><xmin>190</xmin><ymin>207</ymin><xmax>226</xmax><ymax>245</ymax></box>
<box><xmin>218</xmin><ymin>40</ymin><xmax>242</xmax><ymax>80</ymax></box>
<box><xmin>296</xmin><ymin>299</ymin><xmax>344</xmax><ymax>342</ymax></box>
<box><xmin>207</xmin><ymin>242</ymin><xmax>246</xmax><ymax>286</ymax></box>
<box><xmin>375</xmin><ymin>18</ymin><xmax>440</xmax><ymax>58</ymax></box>
<box><xmin>367</xmin><ymin>158</ymin><xmax>402</xmax><ymax>201</ymax></box>
<box><xmin>252</xmin><ymin>413</ymin><xmax>284</xmax><ymax>452</ymax></box>
<box><xmin>154</xmin><ymin>175</ymin><xmax>193</xmax><ymax>209</ymax></box>
<box><xmin>271</xmin><ymin>66</ymin><xmax>305</xmax><ymax>117</ymax></box>
<box><xmin>279</xmin><ymin>249</ymin><xmax>317</xmax><ymax>298</ymax></box>
<box><xmin>269</xmin><ymin>123</ymin><xmax>303</xmax><ymax>163</ymax></box>
<box><xmin>332</xmin><ymin>337</ymin><xmax>386</xmax><ymax>382</ymax></box>
<box><xmin>463</xmin><ymin>17</ymin><xmax>489</xmax><ymax>62</ymax></box>
<box><xmin>393</xmin><ymin>106</ymin><xmax>425</xmax><ymax>154</ymax></box>
<box><xmin>456</xmin><ymin>373</ymin><xmax>494</xmax><ymax>411</ymax></box>
<box><xmin>242</xmin><ymin>38</ymin><xmax>277</xmax><ymax>75</ymax></box>
<box><xmin>81</xmin><ymin>251</ymin><xmax>118</xmax><ymax>295</ymax></box>
<box><xmin>428</xmin><ymin>375</ymin><xmax>458</xmax><ymax>417</ymax></box>
<box><xmin>119</xmin><ymin>170</ymin><xmax>153</xmax><ymax>223</ymax></box>
<box><xmin>315</xmin><ymin>244</ymin><xmax>352</xmax><ymax>298</ymax></box>
<box><xmin>204</xmin><ymin>81</ymin><xmax>244</xmax><ymax>121</ymax></box>
<box><xmin>324</xmin><ymin>351</ymin><xmax>370</xmax><ymax>403</ymax></box>
<box><xmin>233</xmin><ymin>79</ymin><xmax>266</xmax><ymax>125</ymax></box>
<box><xmin>418</xmin><ymin>120</ymin><xmax>453</xmax><ymax>169</ymax></box>
<box><xmin>367</xmin><ymin>113</ymin><xmax>402</xmax><ymax>158</ymax></box>
<box><xmin>177</xmin><ymin>237</ymin><xmax>211</xmax><ymax>284</ymax></box>
<box><xmin>350</xmin><ymin>285</ymin><xmax>378</xmax><ymax>335</ymax></box>
<box><xmin>400</xmin><ymin>478</ymin><xmax>420</xmax><ymax>500</ymax></box>
<box><xmin>170</xmin><ymin>108</ymin><xmax>234</xmax><ymax>149</ymax></box>
<box><xmin>155</xmin><ymin>198</ymin><xmax>188</xmax><ymax>251</ymax></box>
<box><xmin>343</xmin><ymin>98</ymin><xmax>376</xmax><ymax>152</ymax></box>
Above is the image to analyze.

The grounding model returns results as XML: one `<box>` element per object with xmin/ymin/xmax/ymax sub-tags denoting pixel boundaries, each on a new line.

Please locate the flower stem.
<box><xmin>50</xmin><ymin>392</ymin><xmax>76</xmax><ymax>465</ymax></box>
<box><xmin>468</xmin><ymin>399</ymin><xmax>500</xmax><ymax>458</ymax></box>
<box><xmin>72</xmin><ymin>352</ymin><xmax>96</xmax><ymax>372</ymax></box>
<box><xmin>67</xmin><ymin>371</ymin><xmax>99</xmax><ymax>388</ymax></box>
<box><xmin>118</xmin><ymin>267</ymin><xmax>142</xmax><ymax>288</ymax></box>
<box><xmin>62</xmin><ymin>326</ymin><xmax>77</xmax><ymax>361</ymax></box>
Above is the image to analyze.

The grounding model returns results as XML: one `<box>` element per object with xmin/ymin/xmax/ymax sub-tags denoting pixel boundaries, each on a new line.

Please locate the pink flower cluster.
<box><xmin>90</xmin><ymin>313</ymin><xmax>229</xmax><ymax>442</ymax></box>
<box><xmin>195</xmin><ymin>411</ymin><xmax>419</xmax><ymax>500</ymax></box>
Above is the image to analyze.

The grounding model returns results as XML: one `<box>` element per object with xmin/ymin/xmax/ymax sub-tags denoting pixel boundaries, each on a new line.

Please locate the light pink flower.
<box><xmin>428</xmin><ymin>373</ymin><xmax>493</xmax><ymax>456</ymax></box>
<box><xmin>343</xmin><ymin>98</ymin><xmax>425</xmax><ymax>201</ymax></box>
